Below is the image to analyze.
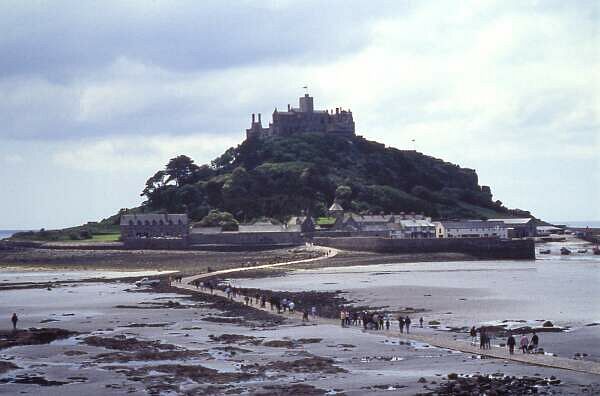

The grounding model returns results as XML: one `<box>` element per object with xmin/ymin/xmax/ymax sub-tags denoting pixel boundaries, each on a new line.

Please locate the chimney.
<box><xmin>252</xmin><ymin>113</ymin><xmax>255</xmax><ymax>123</ymax></box>
<box><xmin>258</xmin><ymin>113</ymin><xmax>262</xmax><ymax>124</ymax></box>
<box><xmin>288</xmin><ymin>104</ymin><xmax>291</xmax><ymax>111</ymax></box>
<box><xmin>335</xmin><ymin>108</ymin><xmax>339</xmax><ymax>114</ymax></box>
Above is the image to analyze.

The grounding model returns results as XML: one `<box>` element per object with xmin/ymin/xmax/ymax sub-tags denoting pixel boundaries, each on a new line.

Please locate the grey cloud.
<box><xmin>1</xmin><ymin>0</ymin><xmax>407</xmax><ymax>80</ymax></box>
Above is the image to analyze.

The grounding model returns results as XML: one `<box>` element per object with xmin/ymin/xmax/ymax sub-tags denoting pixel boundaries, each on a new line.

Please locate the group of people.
<box><xmin>470</xmin><ymin>326</ymin><xmax>541</xmax><ymax>355</ymax></box>
<box><xmin>508</xmin><ymin>332</ymin><xmax>540</xmax><ymax>355</ymax></box>
<box><xmin>338</xmin><ymin>310</ymin><xmax>424</xmax><ymax>333</ymax></box>
<box><xmin>202</xmin><ymin>282</ymin><xmax>320</xmax><ymax>321</ymax></box>
<box><xmin>470</xmin><ymin>326</ymin><xmax>492</xmax><ymax>349</ymax></box>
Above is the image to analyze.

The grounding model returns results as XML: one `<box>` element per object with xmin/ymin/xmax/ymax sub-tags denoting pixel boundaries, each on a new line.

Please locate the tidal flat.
<box><xmin>0</xmin><ymin>244</ymin><xmax>599</xmax><ymax>394</ymax></box>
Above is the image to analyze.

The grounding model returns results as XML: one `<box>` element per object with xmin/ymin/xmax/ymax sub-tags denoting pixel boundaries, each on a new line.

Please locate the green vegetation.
<box><xmin>316</xmin><ymin>217</ymin><xmax>336</xmax><ymax>227</ymax></box>
<box><xmin>141</xmin><ymin>133</ymin><xmax>511</xmax><ymax>222</ymax></box>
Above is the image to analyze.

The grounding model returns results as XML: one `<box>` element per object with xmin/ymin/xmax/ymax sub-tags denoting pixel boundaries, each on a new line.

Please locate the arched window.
<box><xmin>145</xmin><ymin>220</ymin><xmax>150</xmax><ymax>226</ymax></box>
<box><xmin>129</xmin><ymin>220</ymin><xmax>134</xmax><ymax>226</ymax></box>
<box><xmin>137</xmin><ymin>220</ymin><xmax>142</xmax><ymax>226</ymax></box>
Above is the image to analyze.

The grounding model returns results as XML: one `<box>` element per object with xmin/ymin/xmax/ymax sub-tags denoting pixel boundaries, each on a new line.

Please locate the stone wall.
<box><xmin>189</xmin><ymin>231</ymin><xmax>303</xmax><ymax>246</ymax></box>
<box><xmin>123</xmin><ymin>238</ymin><xmax>189</xmax><ymax>250</ymax></box>
<box><xmin>312</xmin><ymin>237</ymin><xmax>535</xmax><ymax>259</ymax></box>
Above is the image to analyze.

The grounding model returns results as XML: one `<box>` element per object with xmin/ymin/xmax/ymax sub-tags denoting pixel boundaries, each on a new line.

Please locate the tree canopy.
<box><xmin>140</xmin><ymin>133</ymin><xmax>509</xmax><ymax>222</ymax></box>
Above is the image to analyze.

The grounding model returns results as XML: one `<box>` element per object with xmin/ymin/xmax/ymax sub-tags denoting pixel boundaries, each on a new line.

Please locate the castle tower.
<box><xmin>299</xmin><ymin>94</ymin><xmax>314</xmax><ymax>113</ymax></box>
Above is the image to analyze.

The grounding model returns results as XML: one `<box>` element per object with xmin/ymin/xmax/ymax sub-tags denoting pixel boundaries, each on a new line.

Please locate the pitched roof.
<box><xmin>441</xmin><ymin>220</ymin><xmax>506</xmax><ymax>229</ymax></box>
<box><xmin>329</xmin><ymin>202</ymin><xmax>344</xmax><ymax>211</ymax></box>
<box><xmin>120</xmin><ymin>213</ymin><xmax>188</xmax><ymax>226</ymax></box>
<box><xmin>399</xmin><ymin>219</ymin><xmax>436</xmax><ymax>228</ymax></box>
<box><xmin>487</xmin><ymin>218</ymin><xmax>534</xmax><ymax>225</ymax></box>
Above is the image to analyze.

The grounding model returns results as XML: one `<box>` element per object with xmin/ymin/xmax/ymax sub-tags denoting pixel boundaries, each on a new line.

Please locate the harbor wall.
<box><xmin>312</xmin><ymin>237</ymin><xmax>535</xmax><ymax>259</ymax></box>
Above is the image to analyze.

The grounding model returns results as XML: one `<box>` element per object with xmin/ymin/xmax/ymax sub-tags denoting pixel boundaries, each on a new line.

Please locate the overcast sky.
<box><xmin>1</xmin><ymin>0</ymin><xmax>598</xmax><ymax>229</ymax></box>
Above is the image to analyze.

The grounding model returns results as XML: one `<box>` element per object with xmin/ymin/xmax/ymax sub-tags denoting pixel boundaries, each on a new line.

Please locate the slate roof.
<box><xmin>441</xmin><ymin>220</ymin><xmax>506</xmax><ymax>229</ymax></box>
<box><xmin>120</xmin><ymin>214</ymin><xmax>188</xmax><ymax>226</ymax></box>
<box><xmin>398</xmin><ymin>219</ymin><xmax>436</xmax><ymax>228</ymax></box>
<box><xmin>487</xmin><ymin>218</ymin><xmax>534</xmax><ymax>225</ymax></box>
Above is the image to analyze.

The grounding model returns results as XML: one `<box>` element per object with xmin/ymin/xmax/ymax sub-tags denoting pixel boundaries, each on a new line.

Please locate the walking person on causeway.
<box><xmin>520</xmin><ymin>334</ymin><xmax>529</xmax><ymax>353</ymax></box>
<box><xmin>11</xmin><ymin>313</ymin><xmax>18</xmax><ymax>330</ymax></box>
<box><xmin>398</xmin><ymin>316</ymin><xmax>405</xmax><ymax>334</ymax></box>
<box><xmin>507</xmin><ymin>333</ymin><xmax>516</xmax><ymax>355</ymax></box>
<box><xmin>405</xmin><ymin>316</ymin><xmax>411</xmax><ymax>333</ymax></box>
<box><xmin>470</xmin><ymin>326</ymin><xmax>477</xmax><ymax>345</ymax></box>
<box><xmin>530</xmin><ymin>331</ymin><xmax>539</xmax><ymax>352</ymax></box>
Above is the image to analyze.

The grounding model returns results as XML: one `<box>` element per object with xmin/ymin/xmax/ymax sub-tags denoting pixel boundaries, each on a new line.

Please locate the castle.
<box><xmin>246</xmin><ymin>94</ymin><xmax>355</xmax><ymax>139</ymax></box>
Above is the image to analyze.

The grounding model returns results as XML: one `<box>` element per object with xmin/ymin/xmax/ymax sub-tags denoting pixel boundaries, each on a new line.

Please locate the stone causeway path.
<box><xmin>172</xmin><ymin>248</ymin><xmax>600</xmax><ymax>376</ymax></box>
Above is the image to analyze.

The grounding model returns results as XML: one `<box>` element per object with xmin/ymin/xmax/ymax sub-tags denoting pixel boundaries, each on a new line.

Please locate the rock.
<box><xmin>428</xmin><ymin>320</ymin><xmax>441</xmax><ymax>326</ymax></box>
<box><xmin>543</xmin><ymin>321</ymin><xmax>554</xmax><ymax>327</ymax></box>
<box><xmin>447</xmin><ymin>373</ymin><xmax>459</xmax><ymax>380</ymax></box>
<box><xmin>418</xmin><ymin>377</ymin><xmax>427</xmax><ymax>383</ymax></box>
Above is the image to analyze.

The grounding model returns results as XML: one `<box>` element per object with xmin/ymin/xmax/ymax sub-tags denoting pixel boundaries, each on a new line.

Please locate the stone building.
<box><xmin>120</xmin><ymin>214</ymin><xmax>189</xmax><ymax>239</ymax></box>
<box><xmin>331</xmin><ymin>212</ymin><xmax>435</xmax><ymax>238</ymax></box>
<box><xmin>390</xmin><ymin>218</ymin><xmax>437</xmax><ymax>239</ymax></box>
<box><xmin>246</xmin><ymin>94</ymin><xmax>355</xmax><ymax>139</ymax></box>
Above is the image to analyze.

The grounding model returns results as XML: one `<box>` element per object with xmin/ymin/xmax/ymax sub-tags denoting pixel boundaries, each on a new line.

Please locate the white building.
<box><xmin>435</xmin><ymin>220</ymin><xmax>508</xmax><ymax>239</ymax></box>
<box><xmin>536</xmin><ymin>225</ymin><xmax>563</xmax><ymax>236</ymax></box>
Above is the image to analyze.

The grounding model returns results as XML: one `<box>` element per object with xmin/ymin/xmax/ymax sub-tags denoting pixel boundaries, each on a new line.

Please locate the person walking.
<box><xmin>302</xmin><ymin>309</ymin><xmax>309</xmax><ymax>322</ymax></box>
<box><xmin>520</xmin><ymin>334</ymin><xmax>529</xmax><ymax>353</ymax></box>
<box><xmin>470</xmin><ymin>326</ymin><xmax>477</xmax><ymax>345</ymax></box>
<box><xmin>11</xmin><ymin>313</ymin><xmax>18</xmax><ymax>330</ymax></box>
<box><xmin>405</xmin><ymin>316</ymin><xmax>411</xmax><ymax>334</ymax></box>
<box><xmin>507</xmin><ymin>333</ymin><xmax>516</xmax><ymax>355</ymax></box>
<box><xmin>419</xmin><ymin>317</ymin><xmax>424</xmax><ymax>328</ymax></box>
<box><xmin>340</xmin><ymin>310</ymin><xmax>346</xmax><ymax>327</ymax></box>
<box><xmin>311</xmin><ymin>306</ymin><xmax>317</xmax><ymax>318</ymax></box>
<box><xmin>398</xmin><ymin>316</ymin><xmax>405</xmax><ymax>334</ymax></box>
<box><xmin>479</xmin><ymin>330</ymin><xmax>486</xmax><ymax>349</ymax></box>
<box><xmin>531</xmin><ymin>332</ymin><xmax>539</xmax><ymax>352</ymax></box>
<box><xmin>385</xmin><ymin>316</ymin><xmax>390</xmax><ymax>331</ymax></box>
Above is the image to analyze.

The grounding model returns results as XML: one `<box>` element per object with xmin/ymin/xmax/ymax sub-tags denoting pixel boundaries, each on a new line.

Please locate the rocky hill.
<box><xmin>141</xmin><ymin>133</ymin><xmax>513</xmax><ymax>222</ymax></box>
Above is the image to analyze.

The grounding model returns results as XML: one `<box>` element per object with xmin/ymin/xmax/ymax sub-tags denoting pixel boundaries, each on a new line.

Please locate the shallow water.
<box><xmin>231</xmin><ymin>256</ymin><xmax>600</xmax><ymax>328</ymax></box>
<box><xmin>0</xmin><ymin>269</ymin><xmax>176</xmax><ymax>284</ymax></box>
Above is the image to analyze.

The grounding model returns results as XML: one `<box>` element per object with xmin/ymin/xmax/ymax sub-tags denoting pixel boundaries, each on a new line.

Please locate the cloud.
<box><xmin>0</xmin><ymin>0</ymin><xmax>405</xmax><ymax>79</ymax></box>
<box><xmin>51</xmin><ymin>134</ymin><xmax>240</xmax><ymax>172</ymax></box>
<box><xmin>0</xmin><ymin>1</ymin><xmax>598</xmax><ymax>227</ymax></box>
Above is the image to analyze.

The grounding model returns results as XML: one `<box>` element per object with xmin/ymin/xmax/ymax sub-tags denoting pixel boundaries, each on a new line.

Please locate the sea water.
<box><xmin>230</xmin><ymin>250</ymin><xmax>600</xmax><ymax>328</ymax></box>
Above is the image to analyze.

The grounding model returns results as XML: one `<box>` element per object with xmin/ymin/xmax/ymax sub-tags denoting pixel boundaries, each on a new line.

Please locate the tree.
<box><xmin>165</xmin><ymin>155</ymin><xmax>199</xmax><ymax>186</ymax></box>
<box><xmin>141</xmin><ymin>170</ymin><xmax>167</xmax><ymax>198</ymax></box>
<box><xmin>335</xmin><ymin>185</ymin><xmax>353</xmax><ymax>208</ymax></box>
<box><xmin>198</xmin><ymin>210</ymin><xmax>239</xmax><ymax>230</ymax></box>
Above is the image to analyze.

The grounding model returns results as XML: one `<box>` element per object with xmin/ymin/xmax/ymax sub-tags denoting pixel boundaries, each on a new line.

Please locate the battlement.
<box><xmin>246</xmin><ymin>94</ymin><xmax>355</xmax><ymax>139</ymax></box>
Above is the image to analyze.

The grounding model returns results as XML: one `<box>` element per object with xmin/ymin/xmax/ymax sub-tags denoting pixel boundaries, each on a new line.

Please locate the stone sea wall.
<box><xmin>312</xmin><ymin>237</ymin><xmax>535</xmax><ymax>259</ymax></box>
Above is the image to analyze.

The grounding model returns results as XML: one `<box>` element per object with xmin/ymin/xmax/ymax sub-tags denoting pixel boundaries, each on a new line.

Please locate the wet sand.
<box><xmin>1</xmin><ymin>274</ymin><xmax>599</xmax><ymax>395</ymax></box>
<box><xmin>1</xmin><ymin>239</ymin><xmax>599</xmax><ymax>394</ymax></box>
